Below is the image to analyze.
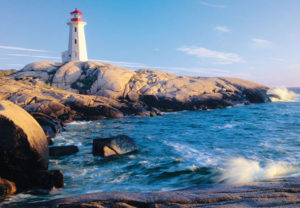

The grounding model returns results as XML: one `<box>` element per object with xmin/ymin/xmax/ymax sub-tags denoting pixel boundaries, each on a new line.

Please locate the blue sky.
<box><xmin>1</xmin><ymin>0</ymin><xmax>300</xmax><ymax>87</ymax></box>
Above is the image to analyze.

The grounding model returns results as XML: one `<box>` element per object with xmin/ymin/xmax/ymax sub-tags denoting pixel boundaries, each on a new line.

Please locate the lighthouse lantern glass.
<box><xmin>71</xmin><ymin>13</ymin><xmax>82</xmax><ymax>21</ymax></box>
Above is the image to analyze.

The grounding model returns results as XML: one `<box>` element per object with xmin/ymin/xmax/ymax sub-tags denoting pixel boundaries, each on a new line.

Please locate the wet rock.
<box><xmin>0</xmin><ymin>178</ymin><xmax>16</xmax><ymax>197</ymax></box>
<box><xmin>0</xmin><ymin>101</ymin><xmax>48</xmax><ymax>177</ymax></box>
<box><xmin>66</xmin><ymin>101</ymin><xmax>124</xmax><ymax>120</ymax></box>
<box><xmin>31</xmin><ymin>112</ymin><xmax>63</xmax><ymax>139</ymax></box>
<box><xmin>49</xmin><ymin>146</ymin><xmax>79</xmax><ymax>157</ymax></box>
<box><xmin>150</xmin><ymin>107</ymin><xmax>162</xmax><ymax>116</ymax></box>
<box><xmin>9</xmin><ymin>170</ymin><xmax>64</xmax><ymax>190</ymax></box>
<box><xmin>10</xmin><ymin>176</ymin><xmax>300</xmax><ymax>208</ymax></box>
<box><xmin>93</xmin><ymin>135</ymin><xmax>138</xmax><ymax>157</ymax></box>
<box><xmin>47</xmin><ymin>137</ymin><xmax>54</xmax><ymax>146</ymax></box>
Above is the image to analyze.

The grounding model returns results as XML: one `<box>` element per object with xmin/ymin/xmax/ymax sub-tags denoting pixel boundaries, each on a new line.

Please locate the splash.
<box><xmin>218</xmin><ymin>158</ymin><xmax>296</xmax><ymax>184</ymax></box>
<box><xmin>267</xmin><ymin>87</ymin><xmax>296</xmax><ymax>102</ymax></box>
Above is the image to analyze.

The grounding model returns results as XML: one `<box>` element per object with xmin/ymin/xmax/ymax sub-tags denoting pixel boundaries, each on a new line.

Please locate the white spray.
<box><xmin>218</xmin><ymin>157</ymin><xmax>296</xmax><ymax>184</ymax></box>
<box><xmin>267</xmin><ymin>87</ymin><xmax>296</xmax><ymax>102</ymax></box>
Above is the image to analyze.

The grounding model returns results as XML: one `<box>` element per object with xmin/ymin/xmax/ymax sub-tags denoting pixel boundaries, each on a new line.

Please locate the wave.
<box><xmin>267</xmin><ymin>87</ymin><xmax>297</xmax><ymax>102</ymax></box>
<box><xmin>218</xmin><ymin>157</ymin><xmax>297</xmax><ymax>184</ymax></box>
<box><xmin>164</xmin><ymin>141</ymin><xmax>219</xmax><ymax>166</ymax></box>
<box><xmin>69</xmin><ymin>121</ymin><xmax>92</xmax><ymax>125</ymax></box>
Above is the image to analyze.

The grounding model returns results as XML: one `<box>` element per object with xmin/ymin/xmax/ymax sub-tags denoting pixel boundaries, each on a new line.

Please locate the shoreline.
<box><xmin>3</xmin><ymin>175</ymin><xmax>299</xmax><ymax>207</ymax></box>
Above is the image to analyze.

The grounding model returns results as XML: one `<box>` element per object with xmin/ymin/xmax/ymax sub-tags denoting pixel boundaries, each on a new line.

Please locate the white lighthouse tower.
<box><xmin>62</xmin><ymin>8</ymin><xmax>88</xmax><ymax>63</ymax></box>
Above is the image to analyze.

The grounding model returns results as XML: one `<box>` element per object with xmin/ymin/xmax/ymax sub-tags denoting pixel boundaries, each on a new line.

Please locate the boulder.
<box><xmin>52</xmin><ymin>61</ymin><xmax>83</xmax><ymax>91</ymax></box>
<box><xmin>49</xmin><ymin>146</ymin><xmax>79</xmax><ymax>157</ymax></box>
<box><xmin>93</xmin><ymin>135</ymin><xmax>138</xmax><ymax>157</ymax></box>
<box><xmin>0</xmin><ymin>101</ymin><xmax>49</xmax><ymax>178</ymax></box>
<box><xmin>0</xmin><ymin>178</ymin><xmax>16</xmax><ymax>197</ymax></box>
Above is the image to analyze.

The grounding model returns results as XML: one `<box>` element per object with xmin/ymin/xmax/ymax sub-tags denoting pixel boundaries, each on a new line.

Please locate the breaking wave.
<box><xmin>218</xmin><ymin>158</ymin><xmax>297</xmax><ymax>184</ymax></box>
<box><xmin>267</xmin><ymin>87</ymin><xmax>296</xmax><ymax>102</ymax></box>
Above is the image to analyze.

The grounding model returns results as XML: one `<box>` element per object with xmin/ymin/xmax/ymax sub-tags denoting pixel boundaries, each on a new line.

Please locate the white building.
<box><xmin>62</xmin><ymin>8</ymin><xmax>88</xmax><ymax>63</ymax></box>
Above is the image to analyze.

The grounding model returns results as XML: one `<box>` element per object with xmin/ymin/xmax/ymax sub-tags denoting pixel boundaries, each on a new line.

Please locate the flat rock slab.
<box><xmin>3</xmin><ymin>176</ymin><xmax>299</xmax><ymax>207</ymax></box>
<box><xmin>49</xmin><ymin>146</ymin><xmax>79</xmax><ymax>157</ymax></box>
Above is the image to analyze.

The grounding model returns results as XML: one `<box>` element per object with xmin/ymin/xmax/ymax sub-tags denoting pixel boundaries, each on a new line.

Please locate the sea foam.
<box><xmin>267</xmin><ymin>87</ymin><xmax>296</xmax><ymax>102</ymax></box>
<box><xmin>218</xmin><ymin>157</ymin><xmax>296</xmax><ymax>184</ymax></box>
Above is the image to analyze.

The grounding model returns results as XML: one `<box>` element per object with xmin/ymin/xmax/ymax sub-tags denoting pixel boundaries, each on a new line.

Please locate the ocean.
<box><xmin>4</xmin><ymin>87</ymin><xmax>300</xmax><ymax>204</ymax></box>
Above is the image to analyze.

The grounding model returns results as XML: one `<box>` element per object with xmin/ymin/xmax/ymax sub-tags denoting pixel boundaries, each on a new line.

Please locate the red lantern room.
<box><xmin>70</xmin><ymin>8</ymin><xmax>83</xmax><ymax>22</ymax></box>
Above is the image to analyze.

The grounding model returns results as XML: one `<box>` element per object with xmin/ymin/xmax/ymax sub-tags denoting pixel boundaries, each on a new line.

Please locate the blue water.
<box><xmin>4</xmin><ymin>90</ymin><xmax>300</xmax><ymax>204</ymax></box>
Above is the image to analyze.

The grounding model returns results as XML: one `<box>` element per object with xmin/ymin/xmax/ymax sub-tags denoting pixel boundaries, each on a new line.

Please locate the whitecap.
<box><xmin>164</xmin><ymin>141</ymin><xmax>219</xmax><ymax>166</ymax></box>
<box><xmin>218</xmin><ymin>157</ymin><xmax>298</xmax><ymax>184</ymax></box>
<box><xmin>267</xmin><ymin>87</ymin><xmax>296</xmax><ymax>102</ymax></box>
<box><xmin>69</xmin><ymin>121</ymin><xmax>92</xmax><ymax>125</ymax></box>
<box><xmin>188</xmin><ymin>165</ymin><xmax>199</xmax><ymax>171</ymax></box>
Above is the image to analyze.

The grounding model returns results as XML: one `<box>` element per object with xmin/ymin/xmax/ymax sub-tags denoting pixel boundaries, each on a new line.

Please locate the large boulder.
<box><xmin>0</xmin><ymin>100</ymin><xmax>49</xmax><ymax>174</ymax></box>
<box><xmin>93</xmin><ymin>135</ymin><xmax>138</xmax><ymax>157</ymax></box>
<box><xmin>11</xmin><ymin>62</ymin><xmax>60</xmax><ymax>83</ymax></box>
<box><xmin>0</xmin><ymin>101</ymin><xmax>64</xmax><ymax>190</ymax></box>
<box><xmin>52</xmin><ymin>61</ymin><xmax>83</xmax><ymax>92</ymax></box>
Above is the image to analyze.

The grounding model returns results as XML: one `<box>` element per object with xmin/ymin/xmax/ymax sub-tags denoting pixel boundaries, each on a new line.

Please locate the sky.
<box><xmin>0</xmin><ymin>0</ymin><xmax>300</xmax><ymax>87</ymax></box>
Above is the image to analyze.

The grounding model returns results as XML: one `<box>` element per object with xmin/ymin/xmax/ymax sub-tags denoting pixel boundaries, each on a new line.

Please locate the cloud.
<box><xmin>213</xmin><ymin>26</ymin><xmax>231</xmax><ymax>33</ymax></box>
<box><xmin>0</xmin><ymin>45</ymin><xmax>48</xmax><ymax>52</ymax></box>
<box><xmin>90</xmin><ymin>59</ymin><xmax>147</xmax><ymax>68</ymax></box>
<box><xmin>288</xmin><ymin>64</ymin><xmax>300</xmax><ymax>70</ymax></box>
<box><xmin>199</xmin><ymin>1</ymin><xmax>226</xmax><ymax>8</ymax></box>
<box><xmin>6</xmin><ymin>53</ymin><xmax>60</xmax><ymax>60</ymax></box>
<box><xmin>90</xmin><ymin>58</ymin><xmax>228</xmax><ymax>76</ymax></box>
<box><xmin>269</xmin><ymin>57</ymin><xmax>286</xmax><ymax>62</ymax></box>
<box><xmin>177</xmin><ymin>46</ymin><xmax>244</xmax><ymax>65</ymax></box>
<box><xmin>251</xmin><ymin>38</ymin><xmax>271</xmax><ymax>47</ymax></box>
<box><xmin>5</xmin><ymin>63</ymin><xmax>24</xmax><ymax>67</ymax></box>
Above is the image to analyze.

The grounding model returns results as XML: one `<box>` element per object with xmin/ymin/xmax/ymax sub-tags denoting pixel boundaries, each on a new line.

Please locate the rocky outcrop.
<box><xmin>1</xmin><ymin>61</ymin><xmax>270</xmax><ymax>124</ymax></box>
<box><xmin>0</xmin><ymin>100</ymin><xmax>64</xmax><ymax>191</ymax></box>
<box><xmin>5</xmin><ymin>176</ymin><xmax>300</xmax><ymax>208</ymax></box>
<box><xmin>12</xmin><ymin>61</ymin><xmax>269</xmax><ymax>104</ymax></box>
<box><xmin>93</xmin><ymin>135</ymin><xmax>138</xmax><ymax>157</ymax></box>
<box><xmin>49</xmin><ymin>146</ymin><xmax>79</xmax><ymax>157</ymax></box>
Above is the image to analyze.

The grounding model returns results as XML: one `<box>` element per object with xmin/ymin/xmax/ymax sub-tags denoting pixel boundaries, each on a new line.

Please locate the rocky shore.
<box><xmin>3</xmin><ymin>175</ymin><xmax>300</xmax><ymax>207</ymax></box>
<box><xmin>0</xmin><ymin>61</ymin><xmax>275</xmax><ymax>204</ymax></box>
<box><xmin>2</xmin><ymin>61</ymin><xmax>269</xmax><ymax>124</ymax></box>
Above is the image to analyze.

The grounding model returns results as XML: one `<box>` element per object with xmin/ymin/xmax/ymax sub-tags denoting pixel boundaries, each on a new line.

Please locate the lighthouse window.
<box><xmin>75</xmin><ymin>39</ymin><xmax>77</xmax><ymax>44</ymax></box>
<box><xmin>75</xmin><ymin>27</ymin><xmax>77</xmax><ymax>32</ymax></box>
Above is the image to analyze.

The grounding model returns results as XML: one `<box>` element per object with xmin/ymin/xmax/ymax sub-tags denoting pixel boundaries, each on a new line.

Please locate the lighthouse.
<box><xmin>62</xmin><ymin>8</ymin><xmax>88</xmax><ymax>63</ymax></box>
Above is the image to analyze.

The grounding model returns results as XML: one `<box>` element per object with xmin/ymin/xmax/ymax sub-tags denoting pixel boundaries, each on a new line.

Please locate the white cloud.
<box><xmin>288</xmin><ymin>64</ymin><xmax>300</xmax><ymax>70</ymax></box>
<box><xmin>6</xmin><ymin>53</ymin><xmax>60</xmax><ymax>60</ymax></box>
<box><xmin>0</xmin><ymin>45</ymin><xmax>48</xmax><ymax>52</ymax></box>
<box><xmin>90</xmin><ymin>59</ymin><xmax>147</xmax><ymax>68</ymax></box>
<box><xmin>213</xmin><ymin>26</ymin><xmax>231</xmax><ymax>33</ymax></box>
<box><xmin>177</xmin><ymin>46</ymin><xmax>244</xmax><ymax>65</ymax></box>
<box><xmin>199</xmin><ymin>1</ymin><xmax>226</xmax><ymax>8</ymax></box>
<box><xmin>269</xmin><ymin>57</ymin><xmax>286</xmax><ymax>62</ymax></box>
<box><xmin>91</xmin><ymin>58</ymin><xmax>227</xmax><ymax>76</ymax></box>
<box><xmin>6</xmin><ymin>63</ymin><xmax>24</xmax><ymax>67</ymax></box>
<box><xmin>251</xmin><ymin>38</ymin><xmax>271</xmax><ymax>47</ymax></box>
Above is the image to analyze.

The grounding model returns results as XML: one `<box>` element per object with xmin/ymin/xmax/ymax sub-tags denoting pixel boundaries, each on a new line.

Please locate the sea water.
<box><xmin>4</xmin><ymin>88</ymin><xmax>300</xmax><ymax>203</ymax></box>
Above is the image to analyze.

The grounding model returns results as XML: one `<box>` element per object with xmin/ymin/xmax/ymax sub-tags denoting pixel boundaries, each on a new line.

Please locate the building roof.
<box><xmin>70</xmin><ymin>8</ymin><xmax>83</xmax><ymax>15</ymax></box>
